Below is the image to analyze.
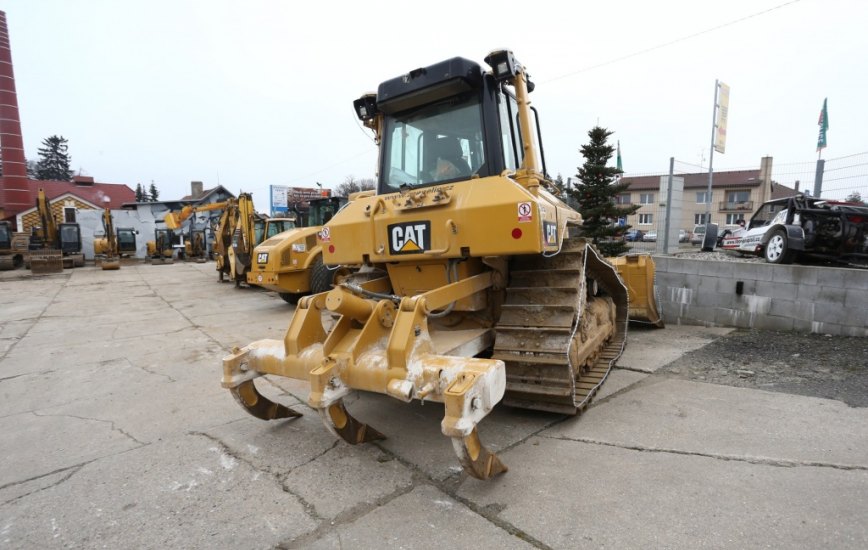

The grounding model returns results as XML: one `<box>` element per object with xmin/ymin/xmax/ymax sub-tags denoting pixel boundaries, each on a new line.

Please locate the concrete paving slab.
<box><xmin>0</xmin><ymin>435</ymin><xmax>318</xmax><ymax>549</ymax></box>
<box><xmin>457</xmin><ymin>438</ymin><xmax>868</xmax><ymax>549</ymax></box>
<box><xmin>620</xmin><ymin>324</ymin><xmax>734</xmax><ymax>372</ymax></box>
<box><xmin>549</xmin><ymin>378</ymin><xmax>868</xmax><ymax>467</ymax></box>
<box><xmin>36</xmin><ymin>374</ymin><xmax>248</xmax><ymax>444</ymax></box>
<box><xmin>595</xmin><ymin>368</ymin><xmax>648</xmax><ymax>401</ymax></box>
<box><xmin>344</xmin><ymin>392</ymin><xmax>559</xmax><ymax>481</ymax></box>
<box><xmin>0</xmin><ymin>410</ymin><xmax>142</xmax><ymax>487</ymax></box>
<box><xmin>203</xmin><ymin>412</ymin><xmax>344</xmax><ymax>475</ymax></box>
<box><xmin>300</xmin><ymin>484</ymin><xmax>534</xmax><ymax>549</ymax></box>
<box><xmin>283</xmin><ymin>444</ymin><xmax>415</xmax><ymax>520</ymax></box>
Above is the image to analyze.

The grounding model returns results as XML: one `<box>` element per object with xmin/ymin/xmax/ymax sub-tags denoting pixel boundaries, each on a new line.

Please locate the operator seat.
<box><xmin>429</xmin><ymin>136</ymin><xmax>471</xmax><ymax>177</ymax></box>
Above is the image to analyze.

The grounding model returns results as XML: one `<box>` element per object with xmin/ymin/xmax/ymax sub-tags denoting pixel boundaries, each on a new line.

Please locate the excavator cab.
<box><xmin>117</xmin><ymin>229</ymin><xmax>137</xmax><ymax>254</ymax></box>
<box><xmin>223</xmin><ymin>50</ymin><xmax>629</xmax><ymax>479</ymax></box>
<box><xmin>0</xmin><ymin>222</ymin><xmax>10</xmax><ymax>251</ymax></box>
<box><xmin>59</xmin><ymin>224</ymin><xmax>82</xmax><ymax>255</ymax></box>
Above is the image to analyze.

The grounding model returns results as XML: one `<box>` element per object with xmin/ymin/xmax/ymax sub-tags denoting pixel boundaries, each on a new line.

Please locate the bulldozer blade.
<box><xmin>609</xmin><ymin>254</ymin><xmax>664</xmax><ymax>327</ymax></box>
<box><xmin>451</xmin><ymin>428</ymin><xmax>507</xmax><ymax>480</ymax></box>
<box><xmin>230</xmin><ymin>380</ymin><xmax>302</xmax><ymax>421</ymax></box>
<box><xmin>320</xmin><ymin>401</ymin><xmax>386</xmax><ymax>444</ymax></box>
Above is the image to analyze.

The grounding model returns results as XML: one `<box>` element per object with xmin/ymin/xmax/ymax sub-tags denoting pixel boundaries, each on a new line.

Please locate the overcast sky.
<box><xmin>5</xmin><ymin>0</ymin><xmax>866</xmax><ymax>202</ymax></box>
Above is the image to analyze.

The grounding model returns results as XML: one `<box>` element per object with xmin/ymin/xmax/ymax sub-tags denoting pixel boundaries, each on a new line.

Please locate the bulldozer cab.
<box><xmin>365</xmin><ymin>55</ymin><xmax>533</xmax><ymax>195</ymax></box>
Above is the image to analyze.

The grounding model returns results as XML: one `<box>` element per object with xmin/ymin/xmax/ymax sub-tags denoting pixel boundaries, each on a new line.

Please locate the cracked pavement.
<box><xmin>1</xmin><ymin>263</ymin><xmax>866</xmax><ymax>548</ymax></box>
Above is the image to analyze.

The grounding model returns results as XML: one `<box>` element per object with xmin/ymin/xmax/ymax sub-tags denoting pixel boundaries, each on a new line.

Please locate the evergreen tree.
<box><xmin>148</xmin><ymin>182</ymin><xmax>160</xmax><ymax>202</ymax></box>
<box><xmin>35</xmin><ymin>135</ymin><xmax>73</xmax><ymax>181</ymax></box>
<box><xmin>568</xmin><ymin>126</ymin><xmax>639</xmax><ymax>257</ymax></box>
<box><xmin>135</xmin><ymin>183</ymin><xmax>145</xmax><ymax>202</ymax></box>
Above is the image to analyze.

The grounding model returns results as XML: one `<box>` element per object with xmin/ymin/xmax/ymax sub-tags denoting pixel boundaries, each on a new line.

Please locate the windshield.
<box><xmin>0</xmin><ymin>224</ymin><xmax>9</xmax><ymax>244</ymax></box>
<box><xmin>266</xmin><ymin>219</ymin><xmax>295</xmax><ymax>238</ymax></box>
<box><xmin>380</xmin><ymin>94</ymin><xmax>485</xmax><ymax>193</ymax></box>
<box><xmin>309</xmin><ymin>201</ymin><xmax>340</xmax><ymax>226</ymax></box>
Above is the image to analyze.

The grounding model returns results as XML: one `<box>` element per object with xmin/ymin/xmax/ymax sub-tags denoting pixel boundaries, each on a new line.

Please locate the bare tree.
<box><xmin>334</xmin><ymin>175</ymin><xmax>375</xmax><ymax>197</ymax></box>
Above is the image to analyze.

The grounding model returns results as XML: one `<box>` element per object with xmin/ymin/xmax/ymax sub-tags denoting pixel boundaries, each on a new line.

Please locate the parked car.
<box><xmin>642</xmin><ymin>230</ymin><xmax>657</xmax><ymax>242</ymax></box>
<box><xmin>624</xmin><ymin>229</ymin><xmax>645</xmax><ymax>242</ymax></box>
<box><xmin>718</xmin><ymin>194</ymin><xmax>868</xmax><ymax>265</ymax></box>
<box><xmin>679</xmin><ymin>229</ymin><xmax>688</xmax><ymax>243</ymax></box>
<box><xmin>690</xmin><ymin>224</ymin><xmax>705</xmax><ymax>245</ymax></box>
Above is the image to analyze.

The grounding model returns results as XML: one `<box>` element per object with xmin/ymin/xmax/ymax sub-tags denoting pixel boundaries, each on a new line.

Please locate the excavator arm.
<box><xmin>164</xmin><ymin>200</ymin><xmax>233</xmax><ymax>230</ymax></box>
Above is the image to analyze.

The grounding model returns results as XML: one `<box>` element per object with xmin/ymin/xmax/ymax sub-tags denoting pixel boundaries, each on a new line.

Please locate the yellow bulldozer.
<box><xmin>222</xmin><ymin>50</ymin><xmax>657</xmax><ymax>479</ymax></box>
<box><xmin>247</xmin><ymin>195</ymin><xmax>349</xmax><ymax>303</ymax></box>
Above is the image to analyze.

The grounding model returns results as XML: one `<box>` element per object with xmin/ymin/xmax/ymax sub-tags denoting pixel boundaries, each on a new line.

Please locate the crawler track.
<box><xmin>493</xmin><ymin>237</ymin><xmax>628</xmax><ymax>414</ymax></box>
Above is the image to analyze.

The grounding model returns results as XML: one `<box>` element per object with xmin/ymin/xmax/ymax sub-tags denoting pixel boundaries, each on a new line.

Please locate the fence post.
<box><xmin>813</xmin><ymin>159</ymin><xmax>825</xmax><ymax>197</ymax></box>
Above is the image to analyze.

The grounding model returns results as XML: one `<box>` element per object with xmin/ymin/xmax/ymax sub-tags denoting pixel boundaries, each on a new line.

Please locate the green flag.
<box><xmin>616</xmin><ymin>140</ymin><xmax>623</xmax><ymax>172</ymax></box>
<box><xmin>817</xmin><ymin>98</ymin><xmax>829</xmax><ymax>151</ymax></box>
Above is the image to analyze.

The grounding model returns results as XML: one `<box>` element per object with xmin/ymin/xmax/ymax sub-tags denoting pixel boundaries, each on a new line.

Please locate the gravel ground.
<box><xmin>653</xmin><ymin>248</ymin><xmax>868</xmax><ymax>406</ymax></box>
<box><xmin>660</xmin><ymin>329</ymin><xmax>868</xmax><ymax>407</ymax></box>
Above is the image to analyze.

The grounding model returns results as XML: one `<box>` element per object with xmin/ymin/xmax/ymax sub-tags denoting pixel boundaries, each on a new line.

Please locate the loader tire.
<box><xmin>279</xmin><ymin>292</ymin><xmax>301</xmax><ymax>305</ymax></box>
<box><xmin>309</xmin><ymin>256</ymin><xmax>334</xmax><ymax>295</ymax></box>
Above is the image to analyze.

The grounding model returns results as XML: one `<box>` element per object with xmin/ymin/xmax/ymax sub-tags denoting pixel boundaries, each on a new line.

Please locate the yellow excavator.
<box><xmin>210</xmin><ymin>193</ymin><xmax>297</xmax><ymax>285</ymax></box>
<box><xmin>28</xmin><ymin>188</ymin><xmax>85</xmax><ymax>273</ymax></box>
<box><xmin>164</xmin><ymin>200</ymin><xmax>233</xmax><ymax>263</ymax></box>
<box><xmin>247</xmin><ymin>196</ymin><xmax>348</xmax><ymax>303</ymax></box>
<box><xmin>93</xmin><ymin>208</ymin><xmax>121</xmax><ymax>270</ymax></box>
<box><xmin>223</xmin><ymin>50</ymin><xmax>645</xmax><ymax>479</ymax></box>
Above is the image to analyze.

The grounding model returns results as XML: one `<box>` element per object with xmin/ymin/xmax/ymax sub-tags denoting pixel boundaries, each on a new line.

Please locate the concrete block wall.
<box><xmin>653</xmin><ymin>256</ymin><xmax>868</xmax><ymax>337</ymax></box>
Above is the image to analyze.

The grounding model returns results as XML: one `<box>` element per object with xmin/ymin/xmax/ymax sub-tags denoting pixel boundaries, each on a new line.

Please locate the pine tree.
<box><xmin>568</xmin><ymin>126</ymin><xmax>639</xmax><ymax>257</ymax></box>
<box><xmin>35</xmin><ymin>135</ymin><xmax>73</xmax><ymax>181</ymax></box>
<box><xmin>148</xmin><ymin>182</ymin><xmax>160</xmax><ymax>202</ymax></box>
<box><xmin>135</xmin><ymin>183</ymin><xmax>145</xmax><ymax>202</ymax></box>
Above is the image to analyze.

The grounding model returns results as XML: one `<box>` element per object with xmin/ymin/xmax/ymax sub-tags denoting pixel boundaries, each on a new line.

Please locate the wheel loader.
<box><xmin>222</xmin><ymin>50</ymin><xmax>633</xmax><ymax>479</ymax></box>
<box><xmin>247</xmin><ymin>196</ymin><xmax>349</xmax><ymax>303</ymax></box>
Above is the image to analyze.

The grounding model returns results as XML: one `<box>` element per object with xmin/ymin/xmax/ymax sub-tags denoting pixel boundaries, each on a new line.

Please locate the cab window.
<box><xmin>381</xmin><ymin>94</ymin><xmax>485</xmax><ymax>193</ymax></box>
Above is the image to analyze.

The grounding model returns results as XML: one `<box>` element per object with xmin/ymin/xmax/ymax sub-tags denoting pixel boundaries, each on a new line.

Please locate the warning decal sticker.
<box><xmin>518</xmin><ymin>202</ymin><xmax>533</xmax><ymax>222</ymax></box>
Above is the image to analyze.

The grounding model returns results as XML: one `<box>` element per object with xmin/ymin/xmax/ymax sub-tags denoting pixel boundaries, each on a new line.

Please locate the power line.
<box><xmin>542</xmin><ymin>0</ymin><xmax>803</xmax><ymax>84</ymax></box>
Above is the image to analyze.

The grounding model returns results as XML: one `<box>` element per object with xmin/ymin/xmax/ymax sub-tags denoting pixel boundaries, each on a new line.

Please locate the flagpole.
<box><xmin>705</xmin><ymin>80</ymin><xmax>718</xmax><ymax>232</ymax></box>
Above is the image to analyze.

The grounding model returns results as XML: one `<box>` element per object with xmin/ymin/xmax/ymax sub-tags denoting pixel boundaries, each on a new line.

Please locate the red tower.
<box><xmin>0</xmin><ymin>10</ymin><xmax>30</xmax><ymax>219</ymax></box>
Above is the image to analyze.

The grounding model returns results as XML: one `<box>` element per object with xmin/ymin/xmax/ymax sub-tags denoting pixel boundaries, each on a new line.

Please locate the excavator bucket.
<box><xmin>101</xmin><ymin>257</ymin><xmax>121</xmax><ymax>270</ymax></box>
<box><xmin>609</xmin><ymin>254</ymin><xmax>664</xmax><ymax>327</ymax></box>
<box><xmin>29</xmin><ymin>250</ymin><xmax>64</xmax><ymax>274</ymax></box>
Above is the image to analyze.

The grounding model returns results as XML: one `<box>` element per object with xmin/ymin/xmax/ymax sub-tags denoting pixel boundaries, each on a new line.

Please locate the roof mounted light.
<box><xmin>353</xmin><ymin>93</ymin><xmax>378</xmax><ymax>121</ymax></box>
<box><xmin>484</xmin><ymin>50</ymin><xmax>519</xmax><ymax>81</ymax></box>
